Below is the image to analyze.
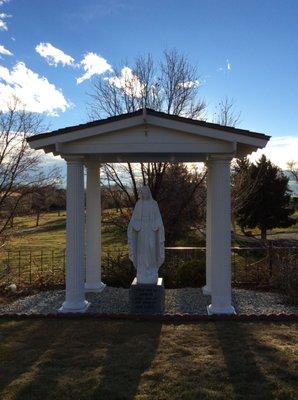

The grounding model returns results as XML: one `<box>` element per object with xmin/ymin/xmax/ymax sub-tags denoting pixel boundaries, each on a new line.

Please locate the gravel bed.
<box><xmin>0</xmin><ymin>287</ymin><xmax>297</xmax><ymax>316</ymax></box>
<box><xmin>232</xmin><ymin>289</ymin><xmax>298</xmax><ymax>315</ymax></box>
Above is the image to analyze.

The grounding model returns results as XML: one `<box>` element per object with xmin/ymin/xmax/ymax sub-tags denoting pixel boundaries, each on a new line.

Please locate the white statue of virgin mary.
<box><xmin>128</xmin><ymin>186</ymin><xmax>165</xmax><ymax>284</ymax></box>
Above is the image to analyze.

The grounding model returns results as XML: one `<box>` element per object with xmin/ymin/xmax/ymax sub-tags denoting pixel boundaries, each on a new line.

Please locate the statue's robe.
<box><xmin>128</xmin><ymin>199</ymin><xmax>165</xmax><ymax>284</ymax></box>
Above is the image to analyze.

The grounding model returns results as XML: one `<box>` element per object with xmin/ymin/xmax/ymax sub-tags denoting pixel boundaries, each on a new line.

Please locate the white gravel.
<box><xmin>0</xmin><ymin>287</ymin><xmax>297</xmax><ymax>315</ymax></box>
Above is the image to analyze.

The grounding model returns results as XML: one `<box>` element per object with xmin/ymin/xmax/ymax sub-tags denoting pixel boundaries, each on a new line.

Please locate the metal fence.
<box><xmin>0</xmin><ymin>246</ymin><xmax>297</xmax><ymax>288</ymax></box>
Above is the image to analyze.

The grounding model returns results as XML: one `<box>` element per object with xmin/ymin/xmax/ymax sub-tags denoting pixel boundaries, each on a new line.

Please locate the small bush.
<box><xmin>271</xmin><ymin>248</ymin><xmax>298</xmax><ymax>305</ymax></box>
<box><xmin>102</xmin><ymin>253</ymin><xmax>134</xmax><ymax>288</ymax></box>
<box><xmin>160</xmin><ymin>257</ymin><xmax>205</xmax><ymax>288</ymax></box>
<box><xmin>101</xmin><ymin>252</ymin><xmax>206</xmax><ymax>288</ymax></box>
<box><xmin>176</xmin><ymin>259</ymin><xmax>205</xmax><ymax>287</ymax></box>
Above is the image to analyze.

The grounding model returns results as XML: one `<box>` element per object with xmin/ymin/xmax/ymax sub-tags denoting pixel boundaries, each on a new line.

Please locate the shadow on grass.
<box><xmin>1</xmin><ymin>319</ymin><xmax>161</xmax><ymax>400</ymax></box>
<box><xmin>0</xmin><ymin>319</ymin><xmax>64</xmax><ymax>395</ymax></box>
<box><xmin>215</xmin><ymin>322</ymin><xmax>274</xmax><ymax>400</ymax></box>
<box><xmin>1</xmin><ymin>320</ymin><xmax>296</xmax><ymax>400</ymax></box>
<box><xmin>92</xmin><ymin>320</ymin><xmax>162</xmax><ymax>400</ymax></box>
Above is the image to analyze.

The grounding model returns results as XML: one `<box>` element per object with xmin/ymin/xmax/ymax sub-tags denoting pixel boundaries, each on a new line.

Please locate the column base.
<box><xmin>207</xmin><ymin>304</ymin><xmax>236</xmax><ymax>315</ymax></box>
<box><xmin>85</xmin><ymin>282</ymin><xmax>106</xmax><ymax>293</ymax></box>
<box><xmin>58</xmin><ymin>300</ymin><xmax>90</xmax><ymax>313</ymax></box>
<box><xmin>202</xmin><ymin>285</ymin><xmax>211</xmax><ymax>295</ymax></box>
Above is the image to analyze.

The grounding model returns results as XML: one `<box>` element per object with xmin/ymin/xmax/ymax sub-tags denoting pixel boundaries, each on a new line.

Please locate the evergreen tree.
<box><xmin>233</xmin><ymin>155</ymin><xmax>296</xmax><ymax>240</ymax></box>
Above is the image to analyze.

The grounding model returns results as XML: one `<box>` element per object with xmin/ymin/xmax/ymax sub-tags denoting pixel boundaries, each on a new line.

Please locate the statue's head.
<box><xmin>139</xmin><ymin>185</ymin><xmax>152</xmax><ymax>200</ymax></box>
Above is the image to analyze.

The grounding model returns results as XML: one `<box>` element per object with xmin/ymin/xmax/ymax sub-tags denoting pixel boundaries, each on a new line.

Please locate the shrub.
<box><xmin>102</xmin><ymin>253</ymin><xmax>134</xmax><ymax>288</ymax></box>
<box><xmin>101</xmin><ymin>252</ymin><xmax>206</xmax><ymax>288</ymax></box>
<box><xmin>160</xmin><ymin>257</ymin><xmax>205</xmax><ymax>288</ymax></box>
<box><xmin>271</xmin><ymin>248</ymin><xmax>298</xmax><ymax>305</ymax></box>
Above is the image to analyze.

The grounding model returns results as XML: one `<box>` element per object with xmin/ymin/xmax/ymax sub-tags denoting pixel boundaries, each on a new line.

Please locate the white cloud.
<box><xmin>0</xmin><ymin>44</ymin><xmax>12</xmax><ymax>56</ymax></box>
<box><xmin>77</xmin><ymin>52</ymin><xmax>112</xmax><ymax>84</ymax></box>
<box><xmin>0</xmin><ymin>62</ymin><xmax>71</xmax><ymax>115</ymax></box>
<box><xmin>0</xmin><ymin>12</ymin><xmax>10</xmax><ymax>30</ymax></box>
<box><xmin>178</xmin><ymin>80</ymin><xmax>200</xmax><ymax>89</ymax></box>
<box><xmin>249</xmin><ymin>136</ymin><xmax>298</xmax><ymax>169</ymax></box>
<box><xmin>35</xmin><ymin>42</ymin><xmax>74</xmax><ymax>67</ymax></box>
<box><xmin>104</xmin><ymin>66</ymin><xmax>144</xmax><ymax>97</ymax></box>
<box><xmin>0</xmin><ymin>0</ymin><xmax>10</xmax><ymax>30</ymax></box>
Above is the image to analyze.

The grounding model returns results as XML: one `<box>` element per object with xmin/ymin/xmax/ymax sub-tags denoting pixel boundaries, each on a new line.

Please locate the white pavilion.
<box><xmin>27</xmin><ymin>108</ymin><xmax>270</xmax><ymax>314</ymax></box>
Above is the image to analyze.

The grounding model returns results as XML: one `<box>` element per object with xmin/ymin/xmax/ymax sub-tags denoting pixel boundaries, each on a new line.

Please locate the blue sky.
<box><xmin>0</xmin><ymin>0</ymin><xmax>297</xmax><ymax>167</ymax></box>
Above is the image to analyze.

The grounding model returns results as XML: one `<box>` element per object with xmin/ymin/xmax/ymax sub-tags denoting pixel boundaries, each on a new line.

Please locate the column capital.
<box><xmin>207</xmin><ymin>155</ymin><xmax>233</xmax><ymax>165</ymax></box>
<box><xmin>63</xmin><ymin>155</ymin><xmax>85</xmax><ymax>164</ymax></box>
<box><xmin>84</xmin><ymin>158</ymin><xmax>101</xmax><ymax>169</ymax></box>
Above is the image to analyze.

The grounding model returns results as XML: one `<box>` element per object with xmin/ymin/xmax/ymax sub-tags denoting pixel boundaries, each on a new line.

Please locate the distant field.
<box><xmin>0</xmin><ymin>212</ymin><xmax>128</xmax><ymax>285</ymax></box>
<box><xmin>4</xmin><ymin>210</ymin><xmax>298</xmax><ymax>253</ymax></box>
<box><xmin>3</xmin><ymin>211</ymin><xmax>127</xmax><ymax>253</ymax></box>
<box><xmin>234</xmin><ymin>210</ymin><xmax>298</xmax><ymax>236</ymax></box>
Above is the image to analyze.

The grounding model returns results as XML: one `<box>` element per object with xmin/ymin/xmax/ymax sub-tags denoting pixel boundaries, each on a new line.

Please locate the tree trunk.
<box><xmin>261</xmin><ymin>227</ymin><xmax>267</xmax><ymax>240</ymax></box>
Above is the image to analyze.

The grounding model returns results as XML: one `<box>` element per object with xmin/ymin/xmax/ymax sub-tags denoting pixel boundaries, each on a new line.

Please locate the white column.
<box><xmin>207</xmin><ymin>156</ymin><xmax>235</xmax><ymax>315</ymax></box>
<box><xmin>59</xmin><ymin>157</ymin><xmax>89</xmax><ymax>313</ymax></box>
<box><xmin>202</xmin><ymin>162</ymin><xmax>212</xmax><ymax>295</ymax></box>
<box><xmin>85</xmin><ymin>161</ymin><xmax>105</xmax><ymax>292</ymax></box>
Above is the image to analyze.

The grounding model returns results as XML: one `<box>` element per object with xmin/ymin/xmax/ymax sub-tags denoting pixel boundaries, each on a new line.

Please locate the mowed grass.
<box><xmin>234</xmin><ymin>210</ymin><xmax>298</xmax><ymax>236</ymax></box>
<box><xmin>0</xmin><ymin>319</ymin><xmax>297</xmax><ymax>400</ymax></box>
<box><xmin>5</xmin><ymin>209</ymin><xmax>298</xmax><ymax>254</ymax></box>
<box><xmin>4</xmin><ymin>211</ymin><xmax>127</xmax><ymax>253</ymax></box>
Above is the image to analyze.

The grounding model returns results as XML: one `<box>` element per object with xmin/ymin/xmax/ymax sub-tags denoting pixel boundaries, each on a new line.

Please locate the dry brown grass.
<box><xmin>0</xmin><ymin>319</ymin><xmax>297</xmax><ymax>400</ymax></box>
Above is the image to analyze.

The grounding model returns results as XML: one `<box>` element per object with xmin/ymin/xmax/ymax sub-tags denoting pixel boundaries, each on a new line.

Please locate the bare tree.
<box><xmin>213</xmin><ymin>97</ymin><xmax>241</xmax><ymax>127</ymax></box>
<box><xmin>88</xmin><ymin>49</ymin><xmax>206</xmax><ymax>120</ymax></box>
<box><xmin>0</xmin><ymin>98</ymin><xmax>60</xmax><ymax>237</ymax></box>
<box><xmin>88</xmin><ymin>49</ymin><xmax>207</xmax><ymax>241</ymax></box>
<box><xmin>287</xmin><ymin>161</ymin><xmax>298</xmax><ymax>183</ymax></box>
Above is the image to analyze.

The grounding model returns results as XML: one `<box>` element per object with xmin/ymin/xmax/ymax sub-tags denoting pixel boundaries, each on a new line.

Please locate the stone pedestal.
<box><xmin>129</xmin><ymin>277</ymin><xmax>165</xmax><ymax>314</ymax></box>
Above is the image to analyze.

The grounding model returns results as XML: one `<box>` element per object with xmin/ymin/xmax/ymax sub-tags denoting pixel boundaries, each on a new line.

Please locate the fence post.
<box><xmin>40</xmin><ymin>250</ymin><xmax>43</xmax><ymax>274</ymax></box>
<box><xmin>232</xmin><ymin>249</ymin><xmax>236</xmax><ymax>283</ymax></box>
<box><xmin>18</xmin><ymin>250</ymin><xmax>21</xmax><ymax>284</ymax></box>
<box><xmin>268</xmin><ymin>242</ymin><xmax>273</xmax><ymax>279</ymax></box>
<box><xmin>245</xmin><ymin>249</ymin><xmax>248</xmax><ymax>282</ymax></box>
<box><xmin>6</xmin><ymin>251</ymin><xmax>10</xmax><ymax>284</ymax></box>
<box><xmin>29</xmin><ymin>251</ymin><xmax>32</xmax><ymax>284</ymax></box>
<box><xmin>63</xmin><ymin>249</ymin><xmax>66</xmax><ymax>284</ymax></box>
<box><xmin>51</xmin><ymin>249</ymin><xmax>54</xmax><ymax>274</ymax></box>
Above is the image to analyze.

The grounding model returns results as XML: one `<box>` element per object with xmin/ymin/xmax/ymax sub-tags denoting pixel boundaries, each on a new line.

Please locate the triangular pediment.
<box><xmin>27</xmin><ymin>108</ymin><xmax>270</xmax><ymax>162</ymax></box>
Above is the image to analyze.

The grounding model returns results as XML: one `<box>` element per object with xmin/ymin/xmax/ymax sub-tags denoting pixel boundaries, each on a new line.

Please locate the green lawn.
<box><xmin>4</xmin><ymin>211</ymin><xmax>127</xmax><ymax>253</ymax></box>
<box><xmin>0</xmin><ymin>319</ymin><xmax>297</xmax><ymax>400</ymax></box>
<box><xmin>5</xmin><ymin>209</ymin><xmax>298</xmax><ymax>254</ymax></box>
<box><xmin>0</xmin><ymin>211</ymin><xmax>296</xmax><ymax>287</ymax></box>
<box><xmin>234</xmin><ymin>210</ymin><xmax>298</xmax><ymax>236</ymax></box>
<box><xmin>0</xmin><ymin>212</ymin><xmax>128</xmax><ymax>286</ymax></box>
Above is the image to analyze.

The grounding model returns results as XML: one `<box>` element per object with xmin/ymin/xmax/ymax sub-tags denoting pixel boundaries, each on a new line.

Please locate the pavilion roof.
<box><xmin>27</xmin><ymin>108</ymin><xmax>270</xmax><ymax>143</ymax></box>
